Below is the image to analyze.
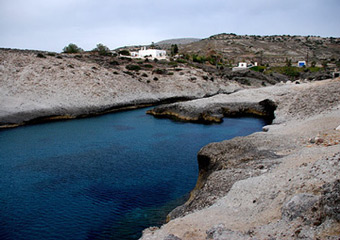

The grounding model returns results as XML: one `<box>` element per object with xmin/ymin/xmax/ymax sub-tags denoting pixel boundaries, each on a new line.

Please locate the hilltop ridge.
<box><xmin>178</xmin><ymin>33</ymin><xmax>340</xmax><ymax>67</ymax></box>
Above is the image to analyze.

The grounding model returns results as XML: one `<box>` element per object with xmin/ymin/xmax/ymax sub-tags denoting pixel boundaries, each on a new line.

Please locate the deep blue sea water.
<box><xmin>0</xmin><ymin>107</ymin><xmax>267</xmax><ymax>240</ymax></box>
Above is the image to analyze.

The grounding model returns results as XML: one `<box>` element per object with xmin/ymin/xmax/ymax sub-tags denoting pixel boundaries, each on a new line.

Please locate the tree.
<box><xmin>322</xmin><ymin>60</ymin><xmax>328</xmax><ymax>69</ymax></box>
<box><xmin>285</xmin><ymin>58</ymin><xmax>292</xmax><ymax>67</ymax></box>
<box><xmin>92</xmin><ymin>43</ymin><xmax>111</xmax><ymax>56</ymax></box>
<box><xmin>170</xmin><ymin>44</ymin><xmax>179</xmax><ymax>56</ymax></box>
<box><xmin>63</xmin><ymin>43</ymin><xmax>83</xmax><ymax>53</ymax></box>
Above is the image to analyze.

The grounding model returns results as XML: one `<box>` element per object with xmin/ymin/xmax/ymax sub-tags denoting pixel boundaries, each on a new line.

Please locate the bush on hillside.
<box><xmin>250</xmin><ymin>66</ymin><xmax>266</xmax><ymax>72</ymax></box>
<box><xmin>92</xmin><ymin>43</ymin><xmax>111</xmax><ymax>56</ymax></box>
<box><xmin>153</xmin><ymin>68</ymin><xmax>167</xmax><ymax>74</ymax></box>
<box><xmin>118</xmin><ymin>50</ymin><xmax>131</xmax><ymax>56</ymax></box>
<box><xmin>176</xmin><ymin>58</ymin><xmax>187</xmax><ymax>64</ymax></box>
<box><xmin>143</xmin><ymin>64</ymin><xmax>153</xmax><ymax>69</ymax></box>
<box><xmin>36</xmin><ymin>53</ymin><xmax>46</xmax><ymax>58</ymax></box>
<box><xmin>63</xmin><ymin>43</ymin><xmax>83</xmax><ymax>53</ymax></box>
<box><xmin>192</xmin><ymin>54</ymin><xmax>206</xmax><ymax>63</ymax></box>
<box><xmin>168</xmin><ymin>61</ymin><xmax>178</xmax><ymax>67</ymax></box>
<box><xmin>126</xmin><ymin>64</ymin><xmax>141</xmax><ymax>71</ymax></box>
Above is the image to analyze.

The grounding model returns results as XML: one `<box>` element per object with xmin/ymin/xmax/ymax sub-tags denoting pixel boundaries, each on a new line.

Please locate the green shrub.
<box><xmin>250</xmin><ymin>66</ymin><xmax>266</xmax><ymax>72</ymax></box>
<box><xmin>153</xmin><ymin>68</ymin><xmax>167</xmax><ymax>74</ymax></box>
<box><xmin>308</xmin><ymin>67</ymin><xmax>321</xmax><ymax>72</ymax></box>
<box><xmin>120</xmin><ymin>57</ymin><xmax>132</xmax><ymax>61</ymax></box>
<box><xmin>192</xmin><ymin>54</ymin><xmax>206</xmax><ymax>63</ymax></box>
<box><xmin>283</xmin><ymin>67</ymin><xmax>300</xmax><ymax>78</ymax></box>
<box><xmin>93</xmin><ymin>43</ymin><xmax>111</xmax><ymax>56</ymax></box>
<box><xmin>126</xmin><ymin>65</ymin><xmax>141</xmax><ymax>71</ymax></box>
<box><xmin>143</xmin><ymin>64</ymin><xmax>153</xmax><ymax>69</ymax></box>
<box><xmin>322</xmin><ymin>61</ymin><xmax>328</xmax><ymax>69</ymax></box>
<box><xmin>36</xmin><ymin>53</ymin><xmax>46</xmax><ymax>58</ymax></box>
<box><xmin>110</xmin><ymin>60</ymin><xmax>119</xmax><ymax>66</ymax></box>
<box><xmin>266</xmin><ymin>66</ymin><xmax>301</xmax><ymax>79</ymax></box>
<box><xmin>176</xmin><ymin>58</ymin><xmax>187</xmax><ymax>64</ymax></box>
<box><xmin>63</xmin><ymin>43</ymin><xmax>83</xmax><ymax>53</ymax></box>
<box><xmin>118</xmin><ymin>50</ymin><xmax>131</xmax><ymax>56</ymax></box>
<box><xmin>206</xmin><ymin>56</ymin><xmax>218</xmax><ymax>65</ymax></box>
<box><xmin>168</xmin><ymin>61</ymin><xmax>178</xmax><ymax>67</ymax></box>
<box><xmin>123</xmin><ymin>71</ymin><xmax>134</xmax><ymax>75</ymax></box>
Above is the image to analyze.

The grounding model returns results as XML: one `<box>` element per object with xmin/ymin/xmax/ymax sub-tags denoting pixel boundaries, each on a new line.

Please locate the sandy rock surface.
<box><xmin>141</xmin><ymin>79</ymin><xmax>340</xmax><ymax>240</ymax></box>
<box><xmin>0</xmin><ymin>49</ymin><xmax>240</xmax><ymax>126</ymax></box>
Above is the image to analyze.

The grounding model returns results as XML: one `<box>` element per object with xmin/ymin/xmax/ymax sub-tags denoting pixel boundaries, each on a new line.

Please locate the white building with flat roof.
<box><xmin>232</xmin><ymin>62</ymin><xmax>257</xmax><ymax>71</ymax></box>
<box><xmin>130</xmin><ymin>47</ymin><xmax>167</xmax><ymax>59</ymax></box>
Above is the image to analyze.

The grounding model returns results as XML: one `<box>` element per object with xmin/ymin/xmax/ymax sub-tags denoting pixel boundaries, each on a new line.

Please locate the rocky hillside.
<box><xmin>156</xmin><ymin>38</ymin><xmax>201</xmax><ymax>47</ymax></box>
<box><xmin>179</xmin><ymin>33</ymin><xmax>340</xmax><ymax>67</ymax></box>
<box><xmin>0</xmin><ymin>48</ymin><xmax>244</xmax><ymax>127</ymax></box>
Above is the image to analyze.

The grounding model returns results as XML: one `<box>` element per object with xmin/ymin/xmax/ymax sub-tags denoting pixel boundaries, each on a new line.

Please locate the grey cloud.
<box><xmin>0</xmin><ymin>0</ymin><xmax>339</xmax><ymax>52</ymax></box>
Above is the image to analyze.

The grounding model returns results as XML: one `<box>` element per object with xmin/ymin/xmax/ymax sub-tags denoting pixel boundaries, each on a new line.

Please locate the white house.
<box><xmin>238</xmin><ymin>62</ymin><xmax>248</xmax><ymax>68</ymax></box>
<box><xmin>132</xmin><ymin>47</ymin><xmax>167</xmax><ymax>59</ymax></box>
<box><xmin>232</xmin><ymin>62</ymin><xmax>257</xmax><ymax>71</ymax></box>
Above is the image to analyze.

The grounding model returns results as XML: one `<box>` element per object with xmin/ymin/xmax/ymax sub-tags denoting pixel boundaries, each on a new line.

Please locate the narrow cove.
<box><xmin>0</xmin><ymin>107</ymin><xmax>268</xmax><ymax>240</ymax></box>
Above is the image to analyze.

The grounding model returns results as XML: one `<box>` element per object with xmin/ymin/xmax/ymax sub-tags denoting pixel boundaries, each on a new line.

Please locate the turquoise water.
<box><xmin>0</xmin><ymin>107</ymin><xmax>267</xmax><ymax>239</ymax></box>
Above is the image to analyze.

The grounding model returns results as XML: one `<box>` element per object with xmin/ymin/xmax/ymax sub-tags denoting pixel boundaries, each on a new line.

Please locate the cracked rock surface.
<box><xmin>141</xmin><ymin>79</ymin><xmax>340</xmax><ymax>240</ymax></box>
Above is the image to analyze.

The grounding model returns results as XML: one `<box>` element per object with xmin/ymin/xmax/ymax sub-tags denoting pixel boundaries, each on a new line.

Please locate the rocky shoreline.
<box><xmin>0</xmin><ymin>48</ymin><xmax>245</xmax><ymax>128</ymax></box>
<box><xmin>141</xmin><ymin>78</ymin><xmax>340</xmax><ymax>240</ymax></box>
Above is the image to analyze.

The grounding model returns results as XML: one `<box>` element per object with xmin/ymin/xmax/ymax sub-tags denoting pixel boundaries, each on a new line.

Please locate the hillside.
<box><xmin>179</xmin><ymin>33</ymin><xmax>340</xmax><ymax>67</ymax></box>
<box><xmin>0</xmin><ymin>48</ymin><xmax>242</xmax><ymax>127</ymax></box>
<box><xmin>156</xmin><ymin>38</ymin><xmax>201</xmax><ymax>47</ymax></box>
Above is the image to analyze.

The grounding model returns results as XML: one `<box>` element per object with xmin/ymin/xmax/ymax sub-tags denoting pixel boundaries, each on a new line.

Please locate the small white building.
<box><xmin>139</xmin><ymin>47</ymin><xmax>166</xmax><ymax>59</ymax></box>
<box><xmin>297</xmin><ymin>61</ymin><xmax>306</xmax><ymax>67</ymax></box>
<box><xmin>232</xmin><ymin>62</ymin><xmax>257</xmax><ymax>71</ymax></box>
<box><xmin>238</xmin><ymin>62</ymin><xmax>248</xmax><ymax>68</ymax></box>
<box><xmin>130</xmin><ymin>47</ymin><xmax>167</xmax><ymax>59</ymax></box>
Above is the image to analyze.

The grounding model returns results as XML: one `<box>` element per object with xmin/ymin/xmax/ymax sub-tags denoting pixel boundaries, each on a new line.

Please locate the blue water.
<box><xmin>0</xmin><ymin>107</ymin><xmax>267</xmax><ymax>240</ymax></box>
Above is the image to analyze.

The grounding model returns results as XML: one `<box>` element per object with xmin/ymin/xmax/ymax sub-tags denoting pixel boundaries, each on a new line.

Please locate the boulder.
<box><xmin>321</xmin><ymin>179</ymin><xmax>340</xmax><ymax>221</ymax></box>
<box><xmin>282</xmin><ymin>193</ymin><xmax>319</xmax><ymax>221</ymax></box>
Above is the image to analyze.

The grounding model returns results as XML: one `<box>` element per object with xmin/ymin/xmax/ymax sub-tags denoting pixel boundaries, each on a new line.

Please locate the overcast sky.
<box><xmin>1</xmin><ymin>0</ymin><xmax>339</xmax><ymax>52</ymax></box>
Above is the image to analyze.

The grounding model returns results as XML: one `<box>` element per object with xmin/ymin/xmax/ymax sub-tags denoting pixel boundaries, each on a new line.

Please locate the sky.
<box><xmin>1</xmin><ymin>0</ymin><xmax>339</xmax><ymax>52</ymax></box>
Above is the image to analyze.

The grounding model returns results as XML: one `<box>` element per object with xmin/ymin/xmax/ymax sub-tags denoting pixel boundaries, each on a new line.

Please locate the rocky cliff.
<box><xmin>141</xmin><ymin>79</ymin><xmax>340</xmax><ymax>240</ymax></box>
